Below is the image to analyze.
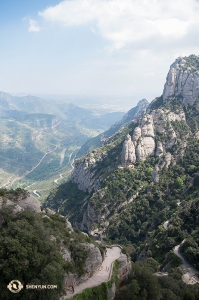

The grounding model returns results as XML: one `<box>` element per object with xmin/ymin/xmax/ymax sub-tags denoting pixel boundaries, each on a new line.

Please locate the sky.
<box><xmin>1</xmin><ymin>0</ymin><xmax>199</xmax><ymax>105</ymax></box>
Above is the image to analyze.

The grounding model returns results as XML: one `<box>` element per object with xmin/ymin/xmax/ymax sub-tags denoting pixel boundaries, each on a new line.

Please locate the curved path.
<box><xmin>3</xmin><ymin>145</ymin><xmax>58</xmax><ymax>188</ymax></box>
<box><xmin>174</xmin><ymin>243</ymin><xmax>199</xmax><ymax>284</ymax></box>
<box><xmin>62</xmin><ymin>246</ymin><xmax>121</xmax><ymax>299</ymax></box>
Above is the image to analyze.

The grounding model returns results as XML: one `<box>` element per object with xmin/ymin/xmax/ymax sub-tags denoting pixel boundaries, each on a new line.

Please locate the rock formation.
<box><xmin>121</xmin><ymin>134</ymin><xmax>136</xmax><ymax>165</ymax></box>
<box><xmin>121</xmin><ymin>98</ymin><xmax>188</xmax><ymax>167</ymax></box>
<box><xmin>0</xmin><ymin>192</ymin><xmax>41</xmax><ymax>213</ymax></box>
<box><xmin>163</xmin><ymin>55</ymin><xmax>199</xmax><ymax>105</ymax></box>
<box><xmin>71</xmin><ymin>158</ymin><xmax>100</xmax><ymax>193</ymax></box>
<box><xmin>63</xmin><ymin>243</ymin><xmax>103</xmax><ymax>288</ymax></box>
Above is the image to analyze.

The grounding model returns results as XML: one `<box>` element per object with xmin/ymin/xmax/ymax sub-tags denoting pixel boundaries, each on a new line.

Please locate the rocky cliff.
<box><xmin>76</xmin><ymin>99</ymin><xmax>149</xmax><ymax>158</ymax></box>
<box><xmin>44</xmin><ymin>54</ymin><xmax>199</xmax><ymax>244</ymax></box>
<box><xmin>163</xmin><ymin>54</ymin><xmax>199</xmax><ymax>105</ymax></box>
<box><xmin>120</xmin><ymin>105</ymin><xmax>188</xmax><ymax>178</ymax></box>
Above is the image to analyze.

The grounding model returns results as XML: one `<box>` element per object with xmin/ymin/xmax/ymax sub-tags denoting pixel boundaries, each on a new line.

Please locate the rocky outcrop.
<box><xmin>121</xmin><ymin>134</ymin><xmax>136</xmax><ymax>166</ymax></box>
<box><xmin>81</xmin><ymin>243</ymin><xmax>102</xmax><ymax>276</ymax></box>
<box><xmin>63</xmin><ymin>243</ymin><xmax>103</xmax><ymax>288</ymax></box>
<box><xmin>163</xmin><ymin>55</ymin><xmax>199</xmax><ymax>105</ymax></box>
<box><xmin>121</xmin><ymin>113</ymin><xmax>156</xmax><ymax>165</ymax></box>
<box><xmin>0</xmin><ymin>193</ymin><xmax>41</xmax><ymax>213</ymax></box>
<box><xmin>71</xmin><ymin>158</ymin><xmax>100</xmax><ymax>193</ymax></box>
<box><xmin>77</xmin><ymin>203</ymin><xmax>100</xmax><ymax>233</ymax></box>
<box><xmin>121</xmin><ymin>100</ymin><xmax>188</xmax><ymax>167</ymax></box>
<box><xmin>152</xmin><ymin>152</ymin><xmax>172</xmax><ymax>182</ymax></box>
<box><xmin>117</xmin><ymin>253</ymin><xmax>132</xmax><ymax>282</ymax></box>
<box><xmin>14</xmin><ymin>194</ymin><xmax>41</xmax><ymax>213</ymax></box>
<box><xmin>156</xmin><ymin>141</ymin><xmax>164</xmax><ymax>157</ymax></box>
<box><xmin>61</xmin><ymin>246</ymin><xmax>71</xmax><ymax>262</ymax></box>
<box><xmin>0</xmin><ymin>198</ymin><xmax>24</xmax><ymax>227</ymax></box>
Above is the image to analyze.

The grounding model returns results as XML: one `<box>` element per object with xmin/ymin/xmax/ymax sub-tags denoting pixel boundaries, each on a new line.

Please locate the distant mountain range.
<box><xmin>0</xmin><ymin>91</ymin><xmax>142</xmax><ymax>200</ymax></box>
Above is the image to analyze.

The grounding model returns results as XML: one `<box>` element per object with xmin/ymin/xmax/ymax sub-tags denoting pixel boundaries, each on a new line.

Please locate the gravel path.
<box><xmin>61</xmin><ymin>246</ymin><xmax>121</xmax><ymax>299</ymax></box>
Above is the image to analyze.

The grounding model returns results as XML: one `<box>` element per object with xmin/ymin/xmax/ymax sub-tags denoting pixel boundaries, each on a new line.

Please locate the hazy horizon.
<box><xmin>1</xmin><ymin>0</ymin><xmax>199</xmax><ymax>107</ymax></box>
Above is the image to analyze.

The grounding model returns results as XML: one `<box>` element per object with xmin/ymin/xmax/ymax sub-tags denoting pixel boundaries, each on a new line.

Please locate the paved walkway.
<box><xmin>62</xmin><ymin>246</ymin><xmax>121</xmax><ymax>299</ymax></box>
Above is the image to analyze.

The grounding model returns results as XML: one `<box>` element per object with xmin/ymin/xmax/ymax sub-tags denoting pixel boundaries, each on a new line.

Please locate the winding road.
<box><xmin>61</xmin><ymin>246</ymin><xmax>121</xmax><ymax>299</ymax></box>
<box><xmin>2</xmin><ymin>145</ymin><xmax>58</xmax><ymax>188</ymax></box>
<box><xmin>174</xmin><ymin>243</ymin><xmax>199</xmax><ymax>284</ymax></box>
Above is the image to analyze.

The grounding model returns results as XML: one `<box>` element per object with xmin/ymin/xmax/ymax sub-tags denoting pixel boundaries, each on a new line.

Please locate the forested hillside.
<box><xmin>44</xmin><ymin>55</ymin><xmax>199</xmax><ymax>299</ymax></box>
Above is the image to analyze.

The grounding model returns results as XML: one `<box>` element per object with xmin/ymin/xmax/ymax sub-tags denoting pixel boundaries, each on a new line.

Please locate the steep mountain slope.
<box><xmin>44</xmin><ymin>55</ymin><xmax>199</xmax><ymax>278</ymax></box>
<box><xmin>77</xmin><ymin>99</ymin><xmax>148</xmax><ymax>158</ymax></box>
<box><xmin>0</xmin><ymin>188</ymin><xmax>132</xmax><ymax>300</ymax></box>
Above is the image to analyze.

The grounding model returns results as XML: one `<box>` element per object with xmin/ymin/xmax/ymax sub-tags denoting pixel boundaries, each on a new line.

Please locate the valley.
<box><xmin>1</xmin><ymin>55</ymin><xmax>199</xmax><ymax>300</ymax></box>
<box><xmin>44</xmin><ymin>55</ymin><xmax>199</xmax><ymax>298</ymax></box>
<box><xmin>0</xmin><ymin>92</ymin><xmax>126</xmax><ymax>201</ymax></box>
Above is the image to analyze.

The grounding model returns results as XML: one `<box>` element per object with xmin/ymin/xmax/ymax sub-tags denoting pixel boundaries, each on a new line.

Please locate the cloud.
<box><xmin>39</xmin><ymin>0</ymin><xmax>199</xmax><ymax>49</ymax></box>
<box><xmin>28</xmin><ymin>19</ymin><xmax>41</xmax><ymax>32</ymax></box>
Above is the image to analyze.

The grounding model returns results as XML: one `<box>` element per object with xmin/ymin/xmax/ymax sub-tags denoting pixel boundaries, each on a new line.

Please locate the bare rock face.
<box><xmin>15</xmin><ymin>195</ymin><xmax>41</xmax><ymax>213</ymax></box>
<box><xmin>61</xmin><ymin>246</ymin><xmax>71</xmax><ymax>262</ymax></box>
<box><xmin>66</xmin><ymin>220</ymin><xmax>73</xmax><ymax>232</ymax></box>
<box><xmin>135</xmin><ymin>137</ymin><xmax>147</xmax><ymax>162</ymax></box>
<box><xmin>117</xmin><ymin>253</ymin><xmax>132</xmax><ymax>282</ymax></box>
<box><xmin>77</xmin><ymin>203</ymin><xmax>100</xmax><ymax>233</ymax></box>
<box><xmin>152</xmin><ymin>152</ymin><xmax>172</xmax><ymax>182</ymax></box>
<box><xmin>81</xmin><ymin>243</ymin><xmax>102</xmax><ymax>275</ymax></box>
<box><xmin>121</xmin><ymin>134</ymin><xmax>136</xmax><ymax>165</ymax></box>
<box><xmin>43</xmin><ymin>207</ymin><xmax>56</xmax><ymax>215</ymax></box>
<box><xmin>121</xmin><ymin>113</ymin><xmax>155</xmax><ymax>165</ymax></box>
<box><xmin>196</xmin><ymin>131</ymin><xmax>199</xmax><ymax>139</ymax></box>
<box><xmin>0</xmin><ymin>193</ymin><xmax>41</xmax><ymax>214</ymax></box>
<box><xmin>143</xmin><ymin>137</ymin><xmax>155</xmax><ymax>156</ymax></box>
<box><xmin>141</xmin><ymin>115</ymin><xmax>155</xmax><ymax>137</ymax></box>
<box><xmin>156</xmin><ymin>141</ymin><xmax>164</xmax><ymax>157</ymax></box>
<box><xmin>132</xmin><ymin>126</ymin><xmax>142</xmax><ymax>144</ymax></box>
<box><xmin>63</xmin><ymin>243</ymin><xmax>103</xmax><ymax>289</ymax></box>
<box><xmin>163</xmin><ymin>55</ymin><xmax>199</xmax><ymax>105</ymax></box>
<box><xmin>71</xmin><ymin>159</ymin><xmax>100</xmax><ymax>193</ymax></box>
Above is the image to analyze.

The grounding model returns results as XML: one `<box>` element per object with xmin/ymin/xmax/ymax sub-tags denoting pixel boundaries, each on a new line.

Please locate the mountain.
<box><xmin>44</xmin><ymin>55</ymin><xmax>199</xmax><ymax>294</ymax></box>
<box><xmin>77</xmin><ymin>98</ymin><xmax>148</xmax><ymax>158</ymax></box>
<box><xmin>0</xmin><ymin>92</ymin><xmax>125</xmax><ymax>200</ymax></box>
<box><xmin>0</xmin><ymin>188</ymin><xmax>131</xmax><ymax>299</ymax></box>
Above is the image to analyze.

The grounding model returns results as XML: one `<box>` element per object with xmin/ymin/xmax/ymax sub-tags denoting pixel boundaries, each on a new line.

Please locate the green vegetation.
<box><xmin>46</xmin><ymin>96</ymin><xmax>199</xmax><ymax>286</ymax></box>
<box><xmin>180</xmin><ymin>54</ymin><xmax>199</xmax><ymax>72</ymax></box>
<box><xmin>149</xmin><ymin>95</ymin><xmax>163</xmax><ymax>111</ymax></box>
<box><xmin>69</xmin><ymin>260</ymin><xmax>121</xmax><ymax>300</ymax></box>
<box><xmin>115</xmin><ymin>259</ymin><xmax>199</xmax><ymax>300</ymax></box>
<box><xmin>0</xmin><ymin>92</ymin><xmax>125</xmax><ymax>201</ymax></box>
<box><xmin>0</xmin><ymin>194</ymin><xmax>97</xmax><ymax>300</ymax></box>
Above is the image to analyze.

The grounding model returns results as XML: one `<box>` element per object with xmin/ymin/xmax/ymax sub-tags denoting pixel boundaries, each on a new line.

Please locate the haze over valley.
<box><xmin>0</xmin><ymin>91</ymin><xmax>126</xmax><ymax>200</ymax></box>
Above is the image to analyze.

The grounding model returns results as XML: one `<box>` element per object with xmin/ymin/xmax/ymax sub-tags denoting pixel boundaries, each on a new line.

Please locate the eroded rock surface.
<box><xmin>63</xmin><ymin>242</ymin><xmax>103</xmax><ymax>289</ymax></box>
<box><xmin>121</xmin><ymin>134</ymin><xmax>136</xmax><ymax>165</ymax></box>
<box><xmin>163</xmin><ymin>55</ymin><xmax>199</xmax><ymax>105</ymax></box>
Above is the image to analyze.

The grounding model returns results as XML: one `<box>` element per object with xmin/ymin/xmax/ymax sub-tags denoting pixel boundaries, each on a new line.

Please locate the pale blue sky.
<box><xmin>1</xmin><ymin>0</ymin><xmax>199</xmax><ymax>104</ymax></box>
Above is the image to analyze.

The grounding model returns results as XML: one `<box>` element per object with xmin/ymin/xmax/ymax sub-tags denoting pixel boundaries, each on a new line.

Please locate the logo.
<box><xmin>7</xmin><ymin>280</ymin><xmax>23</xmax><ymax>293</ymax></box>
